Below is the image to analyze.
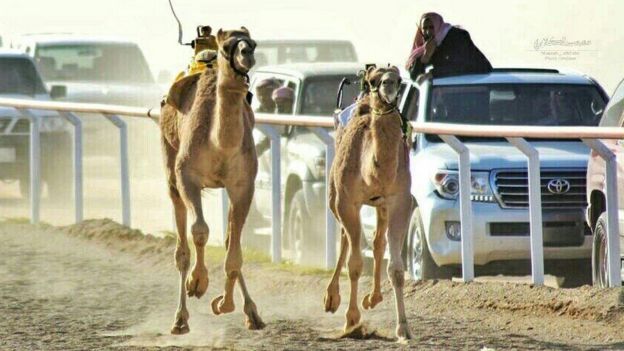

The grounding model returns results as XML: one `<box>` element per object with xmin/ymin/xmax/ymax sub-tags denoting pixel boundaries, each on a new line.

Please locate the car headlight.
<box><xmin>432</xmin><ymin>170</ymin><xmax>494</xmax><ymax>202</ymax></box>
<box><xmin>313</xmin><ymin>156</ymin><xmax>325</xmax><ymax>178</ymax></box>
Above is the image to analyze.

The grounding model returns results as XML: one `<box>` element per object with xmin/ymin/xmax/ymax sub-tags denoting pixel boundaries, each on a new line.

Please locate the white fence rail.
<box><xmin>0</xmin><ymin>97</ymin><xmax>621</xmax><ymax>287</ymax></box>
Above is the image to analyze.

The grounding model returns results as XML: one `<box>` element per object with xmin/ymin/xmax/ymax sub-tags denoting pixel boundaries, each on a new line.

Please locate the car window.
<box><xmin>401</xmin><ymin>84</ymin><xmax>420</xmax><ymax>121</ymax></box>
<box><xmin>250</xmin><ymin>74</ymin><xmax>288</xmax><ymax>112</ymax></box>
<box><xmin>0</xmin><ymin>57</ymin><xmax>47</xmax><ymax>95</ymax></box>
<box><xmin>425</xmin><ymin>83</ymin><xmax>606</xmax><ymax>142</ymax></box>
<box><xmin>34</xmin><ymin>43</ymin><xmax>153</xmax><ymax>83</ymax></box>
<box><xmin>255</xmin><ymin>43</ymin><xmax>357</xmax><ymax>66</ymax></box>
<box><xmin>301</xmin><ymin>75</ymin><xmax>358</xmax><ymax>116</ymax></box>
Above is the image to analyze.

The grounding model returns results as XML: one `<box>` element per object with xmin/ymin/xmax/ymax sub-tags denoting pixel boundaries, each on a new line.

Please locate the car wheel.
<box><xmin>592</xmin><ymin>212</ymin><xmax>609</xmax><ymax>287</ymax></box>
<box><xmin>407</xmin><ymin>207</ymin><xmax>451</xmax><ymax>280</ymax></box>
<box><xmin>285</xmin><ymin>188</ymin><xmax>324</xmax><ymax>265</ymax></box>
<box><xmin>285</xmin><ymin>189</ymin><xmax>308</xmax><ymax>264</ymax></box>
<box><xmin>18</xmin><ymin>176</ymin><xmax>43</xmax><ymax>200</ymax></box>
<box><xmin>42</xmin><ymin>132</ymin><xmax>72</xmax><ymax>203</ymax></box>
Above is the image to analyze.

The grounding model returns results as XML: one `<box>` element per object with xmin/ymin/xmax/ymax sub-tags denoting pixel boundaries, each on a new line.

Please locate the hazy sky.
<box><xmin>1</xmin><ymin>0</ymin><xmax>622</xmax><ymax>93</ymax></box>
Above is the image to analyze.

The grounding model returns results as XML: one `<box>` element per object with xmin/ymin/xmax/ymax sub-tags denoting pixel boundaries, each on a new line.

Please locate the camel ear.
<box><xmin>240</xmin><ymin>26</ymin><xmax>250</xmax><ymax>35</ymax></box>
<box><xmin>216</xmin><ymin>28</ymin><xmax>225</xmax><ymax>44</ymax></box>
<box><xmin>388</xmin><ymin>65</ymin><xmax>400</xmax><ymax>75</ymax></box>
<box><xmin>165</xmin><ymin>73</ymin><xmax>200</xmax><ymax>112</ymax></box>
<box><xmin>365</xmin><ymin>65</ymin><xmax>377</xmax><ymax>80</ymax></box>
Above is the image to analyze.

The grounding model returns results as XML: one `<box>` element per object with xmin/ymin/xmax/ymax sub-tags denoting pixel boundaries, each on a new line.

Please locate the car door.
<box><xmin>249</xmin><ymin>73</ymin><xmax>296</xmax><ymax>218</ymax></box>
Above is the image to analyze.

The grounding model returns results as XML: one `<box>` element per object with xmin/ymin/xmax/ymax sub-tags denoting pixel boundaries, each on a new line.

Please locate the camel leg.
<box><xmin>212</xmin><ymin>180</ymin><xmax>264</xmax><ymax>329</ymax></box>
<box><xmin>324</xmin><ymin>227</ymin><xmax>348</xmax><ymax>313</ymax></box>
<box><xmin>163</xmin><ymin>141</ymin><xmax>191</xmax><ymax>335</ymax></box>
<box><xmin>175</xmin><ymin>160</ymin><xmax>209</xmax><ymax>299</ymax></box>
<box><xmin>362</xmin><ymin>206</ymin><xmax>388</xmax><ymax>310</ymax></box>
<box><xmin>336</xmin><ymin>199</ymin><xmax>363</xmax><ymax>331</ymax></box>
<box><xmin>386</xmin><ymin>194</ymin><xmax>413</xmax><ymax>340</ymax></box>
<box><xmin>170</xmin><ymin>185</ymin><xmax>191</xmax><ymax>334</ymax></box>
<box><xmin>237</xmin><ymin>273</ymin><xmax>266</xmax><ymax>330</ymax></box>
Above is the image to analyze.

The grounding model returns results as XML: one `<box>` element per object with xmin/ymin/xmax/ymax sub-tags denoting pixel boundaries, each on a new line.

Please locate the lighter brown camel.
<box><xmin>324</xmin><ymin>66</ymin><xmax>413</xmax><ymax>340</ymax></box>
<box><xmin>160</xmin><ymin>27</ymin><xmax>264</xmax><ymax>334</ymax></box>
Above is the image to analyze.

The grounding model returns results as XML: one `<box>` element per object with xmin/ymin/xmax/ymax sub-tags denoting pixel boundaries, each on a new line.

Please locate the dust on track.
<box><xmin>1</xmin><ymin>219</ymin><xmax>624</xmax><ymax>350</ymax></box>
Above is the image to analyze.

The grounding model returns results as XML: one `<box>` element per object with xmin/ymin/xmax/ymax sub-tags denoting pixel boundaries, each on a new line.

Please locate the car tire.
<box><xmin>592</xmin><ymin>212</ymin><xmax>609</xmax><ymax>287</ymax></box>
<box><xmin>285</xmin><ymin>188</ymin><xmax>315</xmax><ymax>265</ymax></box>
<box><xmin>407</xmin><ymin>207</ymin><xmax>452</xmax><ymax>280</ymax></box>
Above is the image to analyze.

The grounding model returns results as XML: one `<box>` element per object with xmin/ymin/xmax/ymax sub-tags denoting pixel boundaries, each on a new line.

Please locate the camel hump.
<box><xmin>166</xmin><ymin>72</ymin><xmax>202</xmax><ymax>112</ymax></box>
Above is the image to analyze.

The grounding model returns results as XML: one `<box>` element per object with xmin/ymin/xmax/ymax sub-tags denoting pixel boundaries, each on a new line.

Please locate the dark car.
<box><xmin>0</xmin><ymin>50</ymin><xmax>71</xmax><ymax>200</ymax></box>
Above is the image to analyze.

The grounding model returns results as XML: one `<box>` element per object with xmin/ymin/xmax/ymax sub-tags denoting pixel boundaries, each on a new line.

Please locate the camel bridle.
<box><xmin>368</xmin><ymin>73</ymin><xmax>412</xmax><ymax>141</ymax></box>
<box><xmin>219</xmin><ymin>36</ymin><xmax>255</xmax><ymax>83</ymax></box>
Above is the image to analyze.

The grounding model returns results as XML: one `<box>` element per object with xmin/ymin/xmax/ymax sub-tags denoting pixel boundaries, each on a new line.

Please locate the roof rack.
<box><xmin>492</xmin><ymin>68</ymin><xmax>560</xmax><ymax>74</ymax></box>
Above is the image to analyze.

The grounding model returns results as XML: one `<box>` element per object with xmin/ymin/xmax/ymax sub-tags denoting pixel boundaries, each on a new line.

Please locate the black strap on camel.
<box><xmin>219</xmin><ymin>37</ymin><xmax>254</xmax><ymax>83</ymax></box>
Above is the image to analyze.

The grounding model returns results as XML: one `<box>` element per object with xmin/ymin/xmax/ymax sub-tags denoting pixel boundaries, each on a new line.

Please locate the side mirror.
<box><xmin>50</xmin><ymin>85</ymin><xmax>66</xmax><ymax>100</ymax></box>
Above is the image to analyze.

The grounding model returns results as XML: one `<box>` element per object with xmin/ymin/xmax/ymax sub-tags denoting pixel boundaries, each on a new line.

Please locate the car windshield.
<box><xmin>0</xmin><ymin>57</ymin><xmax>47</xmax><ymax>95</ymax></box>
<box><xmin>425</xmin><ymin>84</ymin><xmax>607</xmax><ymax>141</ymax></box>
<box><xmin>255</xmin><ymin>42</ymin><xmax>357</xmax><ymax>67</ymax></box>
<box><xmin>301</xmin><ymin>75</ymin><xmax>359</xmax><ymax>116</ymax></box>
<box><xmin>34</xmin><ymin>43</ymin><xmax>154</xmax><ymax>83</ymax></box>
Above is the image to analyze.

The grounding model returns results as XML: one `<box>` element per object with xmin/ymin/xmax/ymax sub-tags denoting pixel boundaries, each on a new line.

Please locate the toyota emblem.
<box><xmin>547</xmin><ymin>178</ymin><xmax>571</xmax><ymax>194</ymax></box>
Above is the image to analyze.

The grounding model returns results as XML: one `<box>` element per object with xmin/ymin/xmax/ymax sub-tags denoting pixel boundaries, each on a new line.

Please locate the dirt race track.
<box><xmin>2</xmin><ymin>219</ymin><xmax>624</xmax><ymax>350</ymax></box>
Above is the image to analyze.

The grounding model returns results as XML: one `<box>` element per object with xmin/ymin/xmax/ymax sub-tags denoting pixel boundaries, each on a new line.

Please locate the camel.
<box><xmin>160</xmin><ymin>27</ymin><xmax>264</xmax><ymax>334</ymax></box>
<box><xmin>324</xmin><ymin>65</ymin><xmax>413</xmax><ymax>340</ymax></box>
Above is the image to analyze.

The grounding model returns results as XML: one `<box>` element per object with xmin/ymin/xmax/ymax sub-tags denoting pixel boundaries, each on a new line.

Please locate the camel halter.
<box><xmin>369</xmin><ymin>87</ymin><xmax>412</xmax><ymax>142</ymax></box>
<box><xmin>219</xmin><ymin>37</ymin><xmax>254</xmax><ymax>83</ymax></box>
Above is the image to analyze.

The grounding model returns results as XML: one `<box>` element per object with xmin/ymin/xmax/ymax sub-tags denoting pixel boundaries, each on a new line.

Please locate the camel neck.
<box><xmin>211</xmin><ymin>70</ymin><xmax>248</xmax><ymax>150</ymax></box>
<box><xmin>370</xmin><ymin>110</ymin><xmax>402</xmax><ymax>173</ymax></box>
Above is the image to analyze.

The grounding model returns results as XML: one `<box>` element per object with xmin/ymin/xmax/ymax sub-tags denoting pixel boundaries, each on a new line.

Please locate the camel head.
<box><xmin>216</xmin><ymin>27</ymin><xmax>256</xmax><ymax>78</ymax></box>
<box><xmin>366</xmin><ymin>65</ymin><xmax>402</xmax><ymax>107</ymax></box>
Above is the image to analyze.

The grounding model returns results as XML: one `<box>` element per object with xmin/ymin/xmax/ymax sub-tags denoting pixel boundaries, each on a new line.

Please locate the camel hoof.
<box><xmin>324</xmin><ymin>291</ymin><xmax>341</xmax><ymax>313</ymax></box>
<box><xmin>244</xmin><ymin>303</ymin><xmax>266</xmax><ymax>330</ymax></box>
<box><xmin>361</xmin><ymin>292</ymin><xmax>383</xmax><ymax>310</ymax></box>
<box><xmin>396</xmin><ymin>323</ymin><xmax>412</xmax><ymax>341</ymax></box>
<box><xmin>211</xmin><ymin>295</ymin><xmax>235</xmax><ymax>315</ymax></box>
<box><xmin>344</xmin><ymin>309</ymin><xmax>361</xmax><ymax>331</ymax></box>
<box><xmin>186</xmin><ymin>267</ymin><xmax>208</xmax><ymax>298</ymax></box>
<box><xmin>170</xmin><ymin>319</ymin><xmax>190</xmax><ymax>335</ymax></box>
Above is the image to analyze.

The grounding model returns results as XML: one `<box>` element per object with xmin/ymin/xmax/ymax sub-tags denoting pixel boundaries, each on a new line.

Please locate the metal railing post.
<box><xmin>583</xmin><ymin>139</ymin><xmax>621</xmax><ymax>287</ymax></box>
<box><xmin>104</xmin><ymin>114</ymin><xmax>131</xmax><ymax>227</ymax></box>
<box><xmin>508</xmin><ymin>137</ymin><xmax>544</xmax><ymax>286</ymax></box>
<box><xmin>19</xmin><ymin>109</ymin><xmax>41</xmax><ymax>224</ymax></box>
<box><xmin>439</xmin><ymin>135</ymin><xmax>474</xmax><ymax>282</ymax></box>
<box><xmin>257</xmin><ymin>125</ymin><xmax>282</xmax><ymax>263</ymax></box>
<box><xmin>311</xmin><ymin>127</ymin><xmax>336</xmax><ymax>270</ymax></box>
<box><xmin>59</xmin><ymin>112</ymin><xmax>83</xmax><ymax>223</ymax></box>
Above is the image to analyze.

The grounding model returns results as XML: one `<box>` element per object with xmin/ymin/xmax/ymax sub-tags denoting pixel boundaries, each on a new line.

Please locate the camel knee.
<box><xmin>387</xmin><ymin>263</ymin><xmax>405</xmax><ymax>287</ymax></box>
<box><xmin>335</xmin><ymin>202</ymin><xmax>355</xmax><ymax>224</ymax></box>
<box><xmin>191</xmin><ymin>221</ymin><xmax>209</xmax><ymax>246</ymax></box>
<box><xmin>373</xmin><ymin>235</ymin><xmax>386</xmax><ymax>251</ymax></box>
<box><xmin>175</xmin><ymin>244</ymin><xmax>190</xmax><ymax>272</ymax></box>
<box><xmin>225</xmin><ymin>252</ymin><xmax>243</xmax><ymax>276</ymax></box>
<box><xmin>348</xmin><ymin>254</ymin><xmax>363</xmax><ymax>281</ymax></box>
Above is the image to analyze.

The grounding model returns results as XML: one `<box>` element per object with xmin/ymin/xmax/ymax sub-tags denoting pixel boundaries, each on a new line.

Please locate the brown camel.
<box><xmin>324</xmin><ymin>66</ymin><xmax>413</xmax><ymax>339</ymax></box>
<box><xmin>160</xmin><ymin>27</ymin><xmax>264</xmax><ymax>334</ymax></box>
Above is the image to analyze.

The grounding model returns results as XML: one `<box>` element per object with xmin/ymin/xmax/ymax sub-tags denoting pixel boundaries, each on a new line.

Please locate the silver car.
<box><xmin>362</xmin><ymin>68</ymin><xmax>608</xmax><ymax>286</ymax></box>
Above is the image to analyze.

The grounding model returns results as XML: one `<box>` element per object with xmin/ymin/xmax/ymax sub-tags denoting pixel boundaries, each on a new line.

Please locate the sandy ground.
<box><xmin>2</xmin><ymin>219</ymin><xmax>624</xmax><ymax>351</ymax></box>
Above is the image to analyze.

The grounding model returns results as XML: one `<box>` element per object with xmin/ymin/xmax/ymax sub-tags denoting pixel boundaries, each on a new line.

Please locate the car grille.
<box><xmin>492</xmin><ymin>169</ymin><xmax>587</xmax><ymax>209</ymax></box>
